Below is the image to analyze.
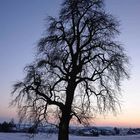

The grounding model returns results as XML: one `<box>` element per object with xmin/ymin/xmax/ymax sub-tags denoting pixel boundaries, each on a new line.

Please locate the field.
<box><xmin>0</xmin><ymin>133</ymin><xmax>140</xmax><ymax>140</ymax></box>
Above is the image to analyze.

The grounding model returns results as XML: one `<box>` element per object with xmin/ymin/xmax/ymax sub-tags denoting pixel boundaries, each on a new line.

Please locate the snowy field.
<box><xmin>0</xmin><ymin>133</ymin><xmax>140</xmax><ymax>140</ymax></box>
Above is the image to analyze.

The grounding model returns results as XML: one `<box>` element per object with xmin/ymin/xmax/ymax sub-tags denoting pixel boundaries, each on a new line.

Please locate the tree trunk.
<box><xmin>58</xmin><ymin>76</ymin><xmax>76</xmax><ymax>140</ymax></box>
<box><xmin>58</xmin><ymin>114</ymin><xmax>70</xmax><ymax>140</ymax></box>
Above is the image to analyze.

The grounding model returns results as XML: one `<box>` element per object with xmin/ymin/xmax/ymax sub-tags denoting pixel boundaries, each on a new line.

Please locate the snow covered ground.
<box><xmin>0</xmin><ymin>133</ymin><xmax>140</xmax><ymax>140</ymax></box>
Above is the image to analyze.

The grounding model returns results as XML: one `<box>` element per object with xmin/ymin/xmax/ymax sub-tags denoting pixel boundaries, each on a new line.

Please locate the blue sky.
<box><xmin>0</xmin><ymin>0</ymin><xmax>140</xmax><ymax>127</ymax></box>
<box><xmin>0</xmin><ymin>0</ymin><xmax>61</xmax><ymax>121</ymax></box>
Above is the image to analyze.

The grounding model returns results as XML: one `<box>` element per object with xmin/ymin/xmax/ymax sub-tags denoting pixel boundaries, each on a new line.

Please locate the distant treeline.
<box><xmin>0</xmin><ymin>120</ymin><xmax>16</xmax><ymax>132</ymax></box>
<box><xmin>0</xmin><ymin>120</ymin><xmax>140</xmax><ymax>136</ymax></box>
<box><xmin>0</xmin><ymin>120</ymin><xmax>39</xmax><ymax>133</ymax></box>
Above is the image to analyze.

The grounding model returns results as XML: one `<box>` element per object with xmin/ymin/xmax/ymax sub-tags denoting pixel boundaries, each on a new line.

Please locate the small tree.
<box><xmin>114</xmin><ymin>127</ymin><xmax>120</xmax><ymax>135</ymax></box>
<box><xmin>12</xmin><ymin>0</ymin><xmax>129</xmax><ymax>140</ymax></box>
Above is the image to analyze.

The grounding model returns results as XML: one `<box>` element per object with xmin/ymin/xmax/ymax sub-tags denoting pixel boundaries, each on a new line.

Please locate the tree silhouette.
<box><xmin>12</xmin><ymin>0</ymin><xmax>129</xmax><ymax>140</ymax></box>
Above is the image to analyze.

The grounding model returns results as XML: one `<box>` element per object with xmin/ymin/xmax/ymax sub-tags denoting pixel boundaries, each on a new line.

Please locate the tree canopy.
<box><xmin>12</xmin><ymin>0</ymin><xmax>129</xmax><ymax>140</ymax></box>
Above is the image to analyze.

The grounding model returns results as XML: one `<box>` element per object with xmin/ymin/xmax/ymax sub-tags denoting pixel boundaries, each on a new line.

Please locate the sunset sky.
<box><xmin>0</xmin><ymin>0</ymin><xmax>140</xmax><ymax>127</ymax></box>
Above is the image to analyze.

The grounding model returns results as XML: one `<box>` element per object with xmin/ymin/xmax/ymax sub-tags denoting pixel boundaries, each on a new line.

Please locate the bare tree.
<box><xmin>11</xmin><ymin>0</ymin><xmax>129</xmax><ymax>140</ymax></box>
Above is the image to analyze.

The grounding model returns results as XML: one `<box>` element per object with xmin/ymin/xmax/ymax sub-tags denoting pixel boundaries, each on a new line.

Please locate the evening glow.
<box><xmin>0</xmin><ymin>0</ymin><xmax>140</xmax><ymax>127</ymax></box>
